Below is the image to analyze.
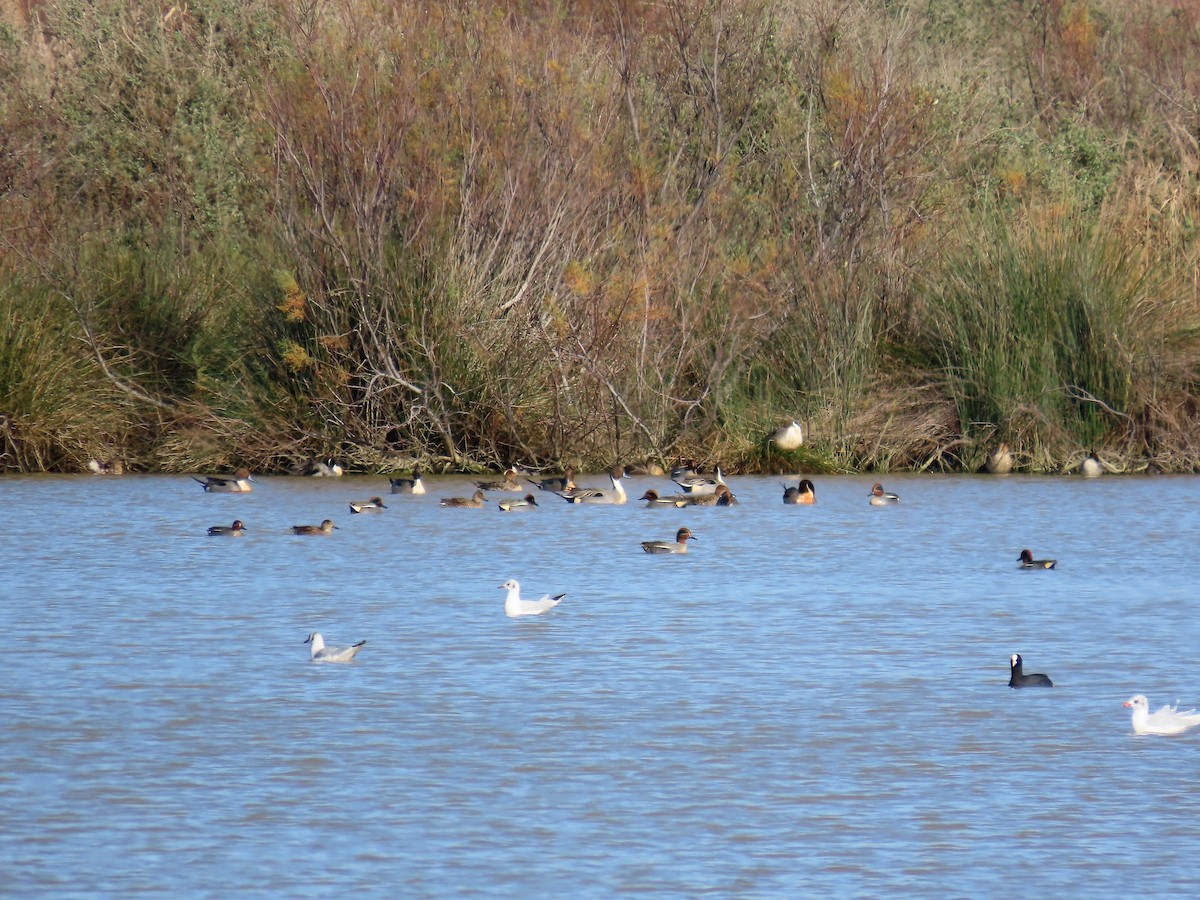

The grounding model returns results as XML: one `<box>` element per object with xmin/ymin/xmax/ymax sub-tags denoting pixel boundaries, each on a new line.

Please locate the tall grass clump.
<box><xmin>921</xmin><ymin>203</ymin><xmax>1200</xmax><ymax>471</ymax></box>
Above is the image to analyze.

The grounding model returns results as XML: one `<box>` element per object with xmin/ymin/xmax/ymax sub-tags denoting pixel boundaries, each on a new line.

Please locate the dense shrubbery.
<box><xmin>2</xmin><ymin>0</ymin><xmax>1200</xmax><ymax>474</ymax></box>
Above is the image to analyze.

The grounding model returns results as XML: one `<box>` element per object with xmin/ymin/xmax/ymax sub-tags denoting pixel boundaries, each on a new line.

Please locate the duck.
<box><xmin>192</xmin><ymin>467</ymin><xmax>254</xmax><ymax>493</ymax></box>
<box><xmin>1017</xmin><ymin>549</ymin><xmax>1056</xmax><ymax>569</ymax></box>
<box><xmin>296</xmin><ymin>457</ymin><xmax>344</xmax><ymax>477</ymax></box>
<box><xmin>389</xmin><ymin>469</ymin><xmax>426</xmax><ymax>495</ymax></box>
<box><xmin>559</xmin><ymin>466</ymin><xmax>628</xmax><ymax>504</ymax></box>
<box><xmin>87</xmin><ymin>457</ymin><xmax>125</xmax><ymax>475</ymax></box>
<box><xmin>1008</xmin><ymin>653</ymin><xmax>1053</xmax><ymax>688</ymax></box>
<box><xmin>669</xmin><ymin>460</ymin><xmax>701</xmax><ymax>481</ymax></box>
<box><xmin>639</xmin><ymin>489</ymin><xmax>690</xmax><ymax>508</ymax></box>
<box><xmin>474</xmin><ymin>468</ymin><xmax>523</xmax><ymax>492</ymax></box>
<box><xmin>304</xmin><ymin>632</ymin><xmax>366</xmax><ymax>663</ymax></box>
<box><xmin>207</xmin><ymin>520</ymin><xmax>247</xmax><ymax>536</ymax></box>
<box><xmin>782</xmin><ymin>478</ymin><xmax>816</xmax><ymax>505</ymax></box>
<box><xmin>1123</xmin><ymin>695</ymin><xmax>1200</xmax><ymax>736</ymax></box>
<box><xmin>440</xmin><ymin>489</ymin><xmax>488</xmax><ymax>508</ymax></box>
<box><xmin>641</xmin><ymin>527</ymin><xmax>696</xmax><ymax>554</ymax></box>
<box><xmin>349</xmin><ymin>497</ymin><xmax>387</xmax><ymax>513</ymax></box>
<box><xmin>868</xmin><ymin>482</ymin><xmax>899</xmax><ymax>506</ymax></box>
<box><xmin>768</xmin><ymin>420</ymin><xmax>804</xmax><ymax>451</ymax></box>
<box><xmin>500</xmin><ymin>579</ymin><xmax>566</xmax><ymax>617</ymax></box>
<box><xmin>683</xmin><ymin>484</ymin><xmax>738</xmax><ymax>506</ymax></box>
<box><xmin>498</xmin><ymin>493</ymin><xmax>539</xmax><ymax>511</ymax></box>
<box><xmin>1080</xmin><ymin>452</ymin><xmax>1103</xmax><ymax>478</ymax></box>
<box><xmin>291</xmin><ymin>519</ymin><xmax>338</xmax><ymax>535</ymax></box>
<box><xmin>673</xmin><ymin>465</ymin><xmax>727</xmax><ymax>495</ymax></box>
<box><xmin>527</xmin><ymin>467</ymin><xmax>576</xmax><ymax>493</ymax></box>
<box><xmin>984</xmin><ymin>442</ymin><xmax>1014</xmax><ymax>475</ymax></box>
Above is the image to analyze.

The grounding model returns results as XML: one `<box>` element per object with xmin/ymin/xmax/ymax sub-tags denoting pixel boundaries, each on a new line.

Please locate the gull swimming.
<box><xmin>501</xmin><ymin>579</ymin><xmax>565</xmax><ymax>617</ymax></box>
<box><xmin>1008</xmin><ymin>653</ymin><xmax>1053</xmax><ymax>688</ymax></box>
<box><xmin>1123</xmin><ymin>695</ymin><xmax>1200</xmax><ymax>736</ymax></box>
<box><xmin>304</xmin><ymin>631</ymin><xmax>366</xmax><ymax>663</ymax></box>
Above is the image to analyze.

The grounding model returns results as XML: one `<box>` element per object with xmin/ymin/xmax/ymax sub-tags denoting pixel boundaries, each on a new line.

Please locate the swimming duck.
<box><xmin>389</xmin><ymin>469</ymin><xmax>426</xmax><ymax>495</ymax></box>
<box><xmin>527</xmin><ymin>467</ymin><xmax>576</xmax><ymax>493</ymax></box>
<box><xmin>669</xmin><ymin>460</ymin><xmax>701</xmax><ymax>481</ymax></box>
<box><xmin>1017</xmin><ymin>549</ymin><xmax>1056</xmax><ymax>570</ymax></box>
<box><xmin>207</xmin><ymin>520</ymin><xmax>247</xmax><ymax>536</ymax></box>
<box><xmin>641</xmin><ymin>527</ymin><xmax>696</xmax><ymax>554</ymax></box>
<box><xmin>782</xmin><ymin>478</ymin><xmax>816</xmax><ymax>505</ymax></box>
<box><xmin>474</xmin><ymin>468</ymin><xmax>523</xmax><ymax>492</ymax></box>
<box><xmin>1123</xmin><ymin>695</ymin><xmax>1200</xmax><ymax>735</ymax></box>
<box><xmin>440</xmin><ymin>490</ymin><xmax>488</xmax><ymax>508</ymax></box>
<box><xmin>304</xmin><ymin>632</ymin><xmax>366</xmax><ymax>663</ymax></box>
<box><xmin>868</xmin><ymin>483</ymin><xmax>899</xmax><ymax>506</ymax></box>
<box><xmin>498</xmin><ymin>493</ymin><xmax>539</xmax><ymax>511</ymax></box>
<box><xmin>559</xmin><ymin>466</ymin><xmax>628</xmax><ymax>504</ymax></box>
<box><xmin>500</xmin><ymin>579</ymin><xmax>566</xmax><ymax>617</ymax></box>
<box><xmin>1008</xmin><ymin>653</ymin><xmax>1053</xmax><ymax>688</ymax></box>
<box><xmin>193</xmin><ymin>467</ymin><xmax>254</xmax><ymax>493</ymax></box>
<box><xmin>768</xmin><ymin>420</ymin><xmax>804</xmax><ymax>451</ymax></box>
<box><xmin>291</xmin><ymin>519</ymin><xmax>338</xmax><ymax>535</ymax></box>
<box><xmin>672</xmin><ymin>465</ymin><xmax>728</xmax><ymax>495</ymax></box>
<box><xmin>349</xmin><ymin>497</ymin><xmax>387</xmax><ymax>513</ymax></box>
<box><xmin>683</xmin><ymin>484</ymin><xmax>738</xmax><ymax>506</ymax></box>
<box><xmin>639</xmin><ymin>489</ymin><xmax>690</xmax><ymax>508</ymax></box>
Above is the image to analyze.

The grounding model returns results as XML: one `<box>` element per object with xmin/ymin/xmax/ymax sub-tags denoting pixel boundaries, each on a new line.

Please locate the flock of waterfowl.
<box><xmin>152</xmin><ymin>446</ymin><xmax>1200</xmax><ymax>735</ymax></box>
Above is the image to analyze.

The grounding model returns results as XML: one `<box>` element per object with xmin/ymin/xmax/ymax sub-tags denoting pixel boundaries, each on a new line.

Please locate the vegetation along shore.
<box><xmin>2</xmin><ymin>0</ymin><xmax>1200</xmax><ymax>476</ymax></box>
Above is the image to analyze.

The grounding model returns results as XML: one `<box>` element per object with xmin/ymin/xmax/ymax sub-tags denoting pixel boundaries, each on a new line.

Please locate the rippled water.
<box><xmin>3</xmin><ymin>472</ymin><xmax>1200</xmax><ymax>897</ymax></box>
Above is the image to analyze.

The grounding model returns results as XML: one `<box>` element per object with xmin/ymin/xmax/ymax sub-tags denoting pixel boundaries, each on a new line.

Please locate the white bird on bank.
<box><xmin>304</xmin><ymin>632</ymin><xmax>366</xmax><ymax>663</ymax></box>
<box><xmin>501</xmin><ymin>579</ymin><xmax>565</xmax><ymax>617</ymax></box>
<box><xmin>1123</xmin><ymin>694</ymin><xmax>1200</xmax><ymax>736</ymax></box>
<box><xmin>768</xmin><ymin>420</ymin><xmax>804</xmax><ymax>451</ymax></box>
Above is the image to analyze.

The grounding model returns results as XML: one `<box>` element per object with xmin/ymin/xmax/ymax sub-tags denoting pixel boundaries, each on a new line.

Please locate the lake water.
<box><xmin>3</xmin><ymin>471</ymin><xmax>1199</xmax><ymax>897</ymax></box>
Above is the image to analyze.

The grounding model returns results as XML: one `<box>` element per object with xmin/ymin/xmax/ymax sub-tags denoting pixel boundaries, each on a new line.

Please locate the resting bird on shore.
<box><xmin>1009</xmin><ymin>653</ymin><xmax>1053</xmax><ymax>688</ymax></box>
<box><xmin>768</xmin><ymin>420</ymin><xmax>804</xmax><ymax>451</ymax></box>
<box><xmin>304</xmin><ymin>632</ymin><xmax>366</xmax><ymax>663</ymax></box>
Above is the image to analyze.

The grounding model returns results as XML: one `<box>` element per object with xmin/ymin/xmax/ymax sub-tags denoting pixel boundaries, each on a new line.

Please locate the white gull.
<box><xmin>1123</xmin><ymin>694</ymin><xmax>1200</xmax><ymax>736</ymax></box>
<box><xmin>501</xmin><ymin>579</ymin><xmax>565</xmax><ymax>617</ymax></box>
<box><xmin>304</xmin><ymin>632</ymin><xmax>366</xmax><ymax>663</ymax></box>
